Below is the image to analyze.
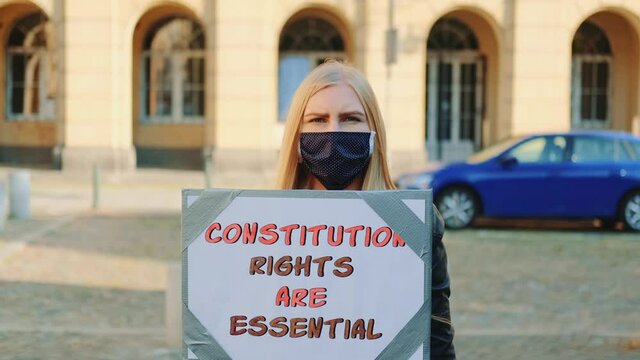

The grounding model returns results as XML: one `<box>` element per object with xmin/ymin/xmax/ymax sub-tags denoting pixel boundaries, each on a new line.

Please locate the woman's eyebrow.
<box><xmin>303</xmin><ymin>110</ymin><xmax>365</xmax><ymax>118</ymax></box>
<box><xmin>340</xmin><ymin>111</ymin><xmax>365</xmax><ymax>117</ymax></box>
<box><xmin>303</xmin><ymin>112</ymin><xmax>329</xmax><ymax>118</ymax></box>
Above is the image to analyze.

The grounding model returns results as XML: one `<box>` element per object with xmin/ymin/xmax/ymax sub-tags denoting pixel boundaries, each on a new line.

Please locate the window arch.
<box><xmin>571</xmin><ymin>21</ymin><xmax>612</xmax><ymax>129</ymax></box>
<box><xmin>427</xmin><ymin>18</ymin><xmax>479</xmax><ymax>51</ymax></box>
<box><xmin>278</xmin><ymin>15</ymin><xmax>346</xmax><ymax>121</ymax></box>
<box><xmin>572</xmin><ymin>21</ymin><xmax>611</xmax><ymax>55</ymax></box>
<box><xmin>141</xmin><ymin>17</ymin><xmax>205</xmax><ymax>123</ymax></box>
<box><xmin>6</xmin><ymin>11</ymin><xmax>55</xmax><ymax>121</ymax></box>
<box><xmin>279</xmin><ymin>17</ymin><xmax>345</xmax><ymax>52</ymax></box>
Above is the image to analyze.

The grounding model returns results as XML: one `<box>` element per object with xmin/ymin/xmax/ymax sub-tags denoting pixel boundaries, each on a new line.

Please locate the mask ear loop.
<box><xmin>368</xmin><ymin>131</ymin><xmax>377</xmax><ymax>158</ymax></box>
<box><xmin>297</xmin><ymin>140</ymin><xmax>303</xmax><ymax>163</ymax></box>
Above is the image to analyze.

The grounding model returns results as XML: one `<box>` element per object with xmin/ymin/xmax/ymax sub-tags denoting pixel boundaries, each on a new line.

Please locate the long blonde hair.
<box><xmin>275</xmin><ymin>60</ymin><xmax>395</xmax><ymax>190</ymax></box>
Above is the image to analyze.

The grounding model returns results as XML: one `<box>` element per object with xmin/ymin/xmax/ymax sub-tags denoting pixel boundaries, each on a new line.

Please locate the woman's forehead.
<box><xmin>304</xmin><ymin>83</ymin><xmax>364</xmax><ymax>114</ymax></box>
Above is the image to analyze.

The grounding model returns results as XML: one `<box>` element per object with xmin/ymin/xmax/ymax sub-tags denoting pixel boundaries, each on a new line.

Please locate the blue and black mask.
<box><xmin>299</xmin><ymin>131</ymin><xmax>376</xmax><ymax>190</ymax></box>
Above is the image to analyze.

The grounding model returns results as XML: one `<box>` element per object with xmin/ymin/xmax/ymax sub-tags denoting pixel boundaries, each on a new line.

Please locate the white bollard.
<box><xmin>166</xmin><ymin>262</ymin><xmax>182</xmax><ymax>346</ymax></box>
<box><xmin>0</xmin><ymin>182</ymin><xmax>6</xmax><ymax>232</ymax></box>
<box><xmin>9</xmin><ymin>171</ymin><xmax>30</xmax><ymax>220</ymax></box>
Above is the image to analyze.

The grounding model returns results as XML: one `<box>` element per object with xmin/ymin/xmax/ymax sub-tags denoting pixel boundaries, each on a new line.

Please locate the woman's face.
<box><xmin>301</xmin><ymin>83</ymin><xmax>370</xmax><ymax>133</ymax></box>
<box><xmin>298</xmin><ymin>83</ymin><xmax>371</xmax><ymax>190</ymax></box>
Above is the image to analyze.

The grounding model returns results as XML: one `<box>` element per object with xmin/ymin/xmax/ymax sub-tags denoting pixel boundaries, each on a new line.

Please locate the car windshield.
<box><xmin>467</xmin><ymin>136</ymin><xmax>524</xmax><ymax>163</ymax></box>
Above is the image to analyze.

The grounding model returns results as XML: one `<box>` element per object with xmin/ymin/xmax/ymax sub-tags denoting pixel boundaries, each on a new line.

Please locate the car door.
<box><xmin>555</xmin><ymin>135</ymin><xmax>633</xmax><ymax>217</ymax></box>
<box><xmin>476</xmin><ymin>135</ymin><xmax>569</xmax><ymax>217</ymax></box>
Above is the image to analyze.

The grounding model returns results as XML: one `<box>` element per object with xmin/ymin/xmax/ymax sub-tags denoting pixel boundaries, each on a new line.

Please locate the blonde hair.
<box><xmin>275</xmin><ymin>60</ymin><xmax>395</xmax><ymax>190</ymax></box>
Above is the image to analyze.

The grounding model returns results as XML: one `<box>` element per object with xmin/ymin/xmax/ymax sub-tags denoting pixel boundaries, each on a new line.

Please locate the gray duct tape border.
<box><xmin>182</xmin><ymin>189</ymin><xmax>242</xmax><ymax>252</ymax></box>
<box><xmin>182</xmin><ymin>189</ymin><xmax>432</xmax><ymax>360</ymax></box>
<box><xmin>183</xmin><ymin>303</ymin><xmax>232</xmax><ymax>360</ymax></box>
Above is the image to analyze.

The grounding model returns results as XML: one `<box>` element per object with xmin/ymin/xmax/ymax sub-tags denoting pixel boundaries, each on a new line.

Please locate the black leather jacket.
<box><xmin>430</xmin><ymin>205</ymin><xmax>456</xmax><ymax>359</ymax></box>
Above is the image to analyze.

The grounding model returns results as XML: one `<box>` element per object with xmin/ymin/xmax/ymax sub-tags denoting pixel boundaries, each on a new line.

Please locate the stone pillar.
<box><xmin>509</xmin><ymin>0</ymin><xmax>571</xmax><ymax>135</ymax></box>
<box><xmin>60</xmin><ymin>0</ymin><xmax>135</xmax><ymax>173</ymax></box>
<box><xmin>210</xmin><ymin>0</ymin><xmax>280</xmax><ymax>186</ymax></box>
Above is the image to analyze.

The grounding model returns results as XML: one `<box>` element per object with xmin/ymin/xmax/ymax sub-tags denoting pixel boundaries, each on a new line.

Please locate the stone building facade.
<box><xmin>1</xmin><ymin>0</ymin><xmax>639</xmax><ymax>181</ymax></box>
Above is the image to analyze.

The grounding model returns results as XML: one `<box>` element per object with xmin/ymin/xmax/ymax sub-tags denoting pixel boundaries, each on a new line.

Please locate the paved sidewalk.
<box><xmin>448</xmin><ymin>228</ymin><xmax>640</xmax><ymax>359</ymax></box>
<box><xmin>0</xmin><ymin>167</ymin><xmax>269</xmax><ymax>216</ymax></box>
<box><xmin>0</xmin><ymin>168</ymin><xmax>216</xmax><ymax>360</ymax></box>
<box><xmin>0</xmin><ymin>167</ymin><xmax>638</xmax><ymax>359</ymax></box>
<box><xmin>0</xmin><ymin>213</ymin><xmax>178</xmax><ymax>360</ymax></box>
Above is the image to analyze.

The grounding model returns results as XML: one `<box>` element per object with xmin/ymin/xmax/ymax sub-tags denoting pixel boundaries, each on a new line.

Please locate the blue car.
<box><xmin>396</xmin><ymin>131</ymin><xmax>640</xmax><ymax>231</ymax></box>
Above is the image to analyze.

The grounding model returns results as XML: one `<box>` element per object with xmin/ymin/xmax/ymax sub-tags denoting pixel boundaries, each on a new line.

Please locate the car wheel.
<box><xmin>622</xmin><ymin>191</ymin><xmax>640</xmax><ymax>232</ymax></box>
<box><xmin>436</xmin><ymin>187</ymin><xmax>478</xmax><ymax>229</ymax></box>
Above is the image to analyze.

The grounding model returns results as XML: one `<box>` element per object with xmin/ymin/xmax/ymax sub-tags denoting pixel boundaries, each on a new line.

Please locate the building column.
<box><xmin>60</xmin><ymin>0</ymin><xmax>135</xmax><ymax>173</ymax></box>
<box><xmin>366</xmin><ymin>0</ymin><xmax>427</xmax><ymax>175</ymax></box>
<box><xmin>52</xmin><ymin>0</ymin><xmax>65</xmax><ymax>169</ymax></box>
<box><xmin>202</xmin><ymin>0</ymin><xmax>217</xmax><ymax>173</ymax></box>
<box><xmin>509</xmin><ymin>0</ymin><xmax>571</xmax><ymax>135</ymax></box>
<box><xmin>210</xmin><ymin>0</ymin><xmax>279</xmax><ymax>185</ymax></box>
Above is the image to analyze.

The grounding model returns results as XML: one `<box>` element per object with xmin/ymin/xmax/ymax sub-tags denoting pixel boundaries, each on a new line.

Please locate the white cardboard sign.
<box><xmin>183</xmin><ymin>190</ymin><xmax>431</xmax><ymax>360</ymax></box>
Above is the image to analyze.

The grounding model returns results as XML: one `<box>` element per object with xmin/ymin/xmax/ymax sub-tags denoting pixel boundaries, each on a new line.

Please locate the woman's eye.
<box><xmin>344</xmin><ymin>116</ymin><xmax>362</xmax><ymax>122</ymax></box>
<box><xmin>310</xmin><ymin>117</ymin><xmax>325</xmax><ymax>123</ymax></box>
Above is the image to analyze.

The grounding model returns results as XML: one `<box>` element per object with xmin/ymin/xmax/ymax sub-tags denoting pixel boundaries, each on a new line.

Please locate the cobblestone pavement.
<box><xmin>447</xmin><ymin>228</ymin><xmax>640</xmax><ymax>359</ymax></box>
<box><xmin>0</xmin><ymin>168</ymin><xmax>638</xmax><ymax>359</ymax></box>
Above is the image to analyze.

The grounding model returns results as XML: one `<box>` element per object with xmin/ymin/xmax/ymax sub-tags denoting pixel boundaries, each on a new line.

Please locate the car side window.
<box><xmin>625</xmin><ymin>140</ymin><xmax>640</xmax><ymax>160</ymax></box>
<box><xmin>509</xmin><ymin>136</ymin><xmax>566</xmax><ymax>164</ymax></box>
<box><xmin>544</xmin><ymin>136</ymin><xmax>567</xmax><ymax>163</ymax></box>
<box><xmin>509</xmin><ymin>138</ymin><xmax>545</xmax><ymax>163</ymax></box>
<box><xmin>571</xmin><ymin>136</ymin><xmax>616</xmax><ymax>162</ymax></box>
<box><xmin>616</xmin><ymin>140</ymin><xmax>633</xmax><ymax>161</ymax></box>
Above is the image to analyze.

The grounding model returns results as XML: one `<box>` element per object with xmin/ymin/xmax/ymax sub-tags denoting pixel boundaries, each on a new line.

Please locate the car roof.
<box><xmin>521</xmin><ymin>130</ymin><xmax>640</xmax><ymax>141</ymax></box>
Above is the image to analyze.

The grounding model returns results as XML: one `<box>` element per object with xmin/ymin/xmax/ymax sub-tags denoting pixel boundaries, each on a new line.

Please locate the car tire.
<box><xmin>436</xmin><ymin>187</ymin><xmax>479</xmax><ymax>229</ymax></box>
<box><xmin>621</xmin><ymin>191</ymin><xmax>640</xmax><ymax>232</ymax></box>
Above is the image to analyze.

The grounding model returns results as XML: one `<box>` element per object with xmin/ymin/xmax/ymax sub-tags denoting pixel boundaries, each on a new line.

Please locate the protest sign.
<box><xmin>182</xmin><ymin>189</ymin><xmax>432</xmax><ymax>359</ymax></box>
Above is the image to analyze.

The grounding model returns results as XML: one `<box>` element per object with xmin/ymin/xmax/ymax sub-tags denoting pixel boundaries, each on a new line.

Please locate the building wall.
<box><xmin>509</xmin><ymin>1</ymin><xmax>640</xmax><ymax>135</ymax></box>
<box><xmin>0</xmin><ymin>0</ymin><xmax>638</xmax><ymax>176</ymax></box>
<box><xmin>367</xmin><ymin>1</ymin><xmax>506</xmax><ymax>169</ymax></box>
<box><xmin>211</xmin><ymin>0</ymin><xmax>363</xmax><ymax>180</ymax></box>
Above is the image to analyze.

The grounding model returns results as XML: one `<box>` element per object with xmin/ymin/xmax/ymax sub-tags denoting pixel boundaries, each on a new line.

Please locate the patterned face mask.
<box><xmin>298</xmin><ymin>131</ymin><xmax>376</xmax><ymax>190</ymax></box>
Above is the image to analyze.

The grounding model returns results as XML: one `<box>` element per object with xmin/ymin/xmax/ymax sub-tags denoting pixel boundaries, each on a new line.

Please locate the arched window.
<box><xmin>426</xmin><ymin>18</ymin><xmax>483</xmax><ymax>162</ymax></box>
<box><xmin>278</xmin><ymin>16</ymin><xmax>346</xmax><ymax>121</ymax></box>
<box><xmin>141</xmin><ymin>18</ymin><xmax>204</xmax><ymax>123</ymax></box>
<box><xmin>571</xmin><ymin>21</ymin><xmax>612</xmax><ymax>129</ymax></box>
<box><xmin>6</xmin><ymin>12</ymin><xmax>55</xmax><ymax>120</ymax></box>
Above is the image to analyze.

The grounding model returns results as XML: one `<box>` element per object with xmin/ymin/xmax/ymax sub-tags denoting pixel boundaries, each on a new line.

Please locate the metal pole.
<box><xmin>92</xmin><ymin>163</ymin><xmax>101</xmax><ymax>209</ymax></box>
<box><xmin>384</xmin><ymin>0</ymin><xmax>397</xmax><ymax>163</ymax></box>
<box><xmin>203</xmin><ymin>148</ymin><xmax>214</xmax><ymax>189</ymax></box>
<box><xmin>9</xmin><ymin>171</ymin><xmax>30</xmax><ymax>220</ymax></box>
<box><xmin>385</xmin><ymin>0</ymin><xmax>397</xmax><ymax>69</ymax></box>
<box><xmin>204</xmin><ymin>158</ymin><xmax>213</xmax><ymax>188</ymax></box>
<box><xmin>0</xmin><ymin>181</ymin><xmax>6</xmax><ymax>232</ymax></box>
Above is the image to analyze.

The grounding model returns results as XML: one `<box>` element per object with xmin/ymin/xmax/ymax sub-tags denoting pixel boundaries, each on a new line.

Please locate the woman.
<box><xmin>275</xmin><ymin>60</ymin><xmax>456</xmax><ymax>358</ymax></box>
